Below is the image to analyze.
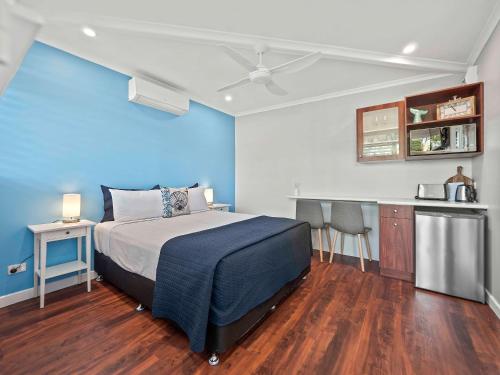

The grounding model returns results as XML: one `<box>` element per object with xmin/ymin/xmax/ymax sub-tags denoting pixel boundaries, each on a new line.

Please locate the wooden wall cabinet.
<box><xmin>357</xmin><ymin>82</ymin><xmax>484</xmax><ymax>162</ymax></box>
<box><xmin>405</xmin><ymin>82</ymin><xmax>484</xmax><ymax>160</ymax></box>
<box><xmin>379</xmin><ymin>205</ymin><xmax>414</xmax><ymax>282</ymax></box>
<box><xmin>356</xmin><ymin>101</ymin><xmax>405</xmax><ymax>162</ymax></box>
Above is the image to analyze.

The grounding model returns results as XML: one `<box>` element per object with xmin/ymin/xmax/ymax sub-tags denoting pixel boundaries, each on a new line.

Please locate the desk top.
<box><xmin>28</xmin><ymin>219</ymin><xmax>96</xmax><ymax>234</ymax></box>
<box><xmin>287</xmin><ymin>195</ymin><xmax>488</xmax><ymax>210</ymax></box>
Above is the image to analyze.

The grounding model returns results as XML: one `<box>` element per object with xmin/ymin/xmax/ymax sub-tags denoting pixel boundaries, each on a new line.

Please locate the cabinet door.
<box><xmin>379</xmin><ymin>217</ymin><xmax>414</xmax><ymax>281</ymax></box>
<box><xmin>356</xmin><ymin>101</ymin><xmax>405</xmax><ymax>162</ymax></box>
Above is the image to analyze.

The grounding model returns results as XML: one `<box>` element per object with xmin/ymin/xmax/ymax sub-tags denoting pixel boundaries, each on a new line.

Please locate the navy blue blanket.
<box><xmin>152</xmin><ymin>216</ymin><xmax>311</xmax><ymax>352</ymax></box>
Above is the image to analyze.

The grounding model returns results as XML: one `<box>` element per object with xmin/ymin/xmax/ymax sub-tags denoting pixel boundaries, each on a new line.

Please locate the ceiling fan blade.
<box><xmin>219</xmin><ymin>45</ymin><xmax>256</xmax><ymax>72</ymax></box>
<box><xmin>265</xmin><ymin>80</ymin><xmax>288</xmax><ymax>96</ymax></box>
<box><xmin>270</xmin><ymin>52</ymin><xmax>322</xmax><ymax>75</ymax></box>
<box><xmin>217</xmin><ymin>76</ymin><xmax>251</xmax><ymax>92</ymax></box>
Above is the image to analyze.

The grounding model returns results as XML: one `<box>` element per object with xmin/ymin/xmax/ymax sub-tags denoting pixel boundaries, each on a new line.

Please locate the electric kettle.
<box><xmin>455</xmin><ymin>185</ymin><xmax>475</xmax><ymax>202</ymax></box>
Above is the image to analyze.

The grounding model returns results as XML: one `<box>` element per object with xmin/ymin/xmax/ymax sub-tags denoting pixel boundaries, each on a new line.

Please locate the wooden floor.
<box><xmin>1</xmin><ymin>253</ymin><xmax>499</xmax><ymax>375</ymax></box>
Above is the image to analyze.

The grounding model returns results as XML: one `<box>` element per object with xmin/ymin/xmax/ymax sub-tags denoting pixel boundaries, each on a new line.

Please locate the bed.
<box><xmin>94</xmin><ymin>210</ymin><xmax>312</xmax><ymax>365</ymax></box>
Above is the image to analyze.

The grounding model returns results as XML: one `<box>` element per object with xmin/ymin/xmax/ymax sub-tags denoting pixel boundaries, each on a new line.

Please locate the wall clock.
<box><xmin>437</xmin><ymin>95</ymin><xmax>475</xmax><ymax>120</ymax></box>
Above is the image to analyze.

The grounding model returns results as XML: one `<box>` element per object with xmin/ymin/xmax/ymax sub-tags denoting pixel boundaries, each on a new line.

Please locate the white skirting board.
<box><xmin>0</xmin><ymin>271</ymin><xmax>97</xmax><ymax>309</ymax></box>
<box><xmin>486</xmin><ymin>289</ymin><xmax>500</xmax><ymax>319</ymax></box>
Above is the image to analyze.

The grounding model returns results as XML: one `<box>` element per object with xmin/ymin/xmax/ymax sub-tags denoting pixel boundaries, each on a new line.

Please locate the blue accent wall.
<box><xmin>0</xmin><ymin>42</ymin><xmax>235</xmax><ymax>297</ymax></box>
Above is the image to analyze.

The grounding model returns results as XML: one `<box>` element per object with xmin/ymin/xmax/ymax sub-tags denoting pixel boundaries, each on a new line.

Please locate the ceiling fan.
<box><xmin>217</xmin><ymin>44</ymin><xmax>322</xmax><ymax>96</ymax></box>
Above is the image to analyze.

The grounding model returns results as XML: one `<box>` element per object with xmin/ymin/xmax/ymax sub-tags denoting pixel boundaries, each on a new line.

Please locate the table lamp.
<box><xmin>204</xmin><ymin>188</ymin><xmax>214</xmax><ymax>206</ymax></box>
<box><xmin>62</xmin><ymin>193</ymin><xmax>81</xmax><ymax>223</ymax></box>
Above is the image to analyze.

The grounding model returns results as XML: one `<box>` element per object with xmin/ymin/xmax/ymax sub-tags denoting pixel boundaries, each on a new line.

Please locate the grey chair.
<box><xmin>296</xmin><ymin>200</ymin><xmax>328</xmax><ymax>262</ymax></box>
<box><xmin>328</xmin><ymin>201</ymin><xmax>372</xmax><ymax>272</ymax></box>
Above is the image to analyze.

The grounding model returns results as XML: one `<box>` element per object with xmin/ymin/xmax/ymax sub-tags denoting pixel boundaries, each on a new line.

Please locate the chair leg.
<box><xmin>364</xmin><ymin>233</ymin><xmax>372</xmax><ymax>262</ymax></box>
<box><xmin>340</xmin><ymin>233</ymin><xmax>345</xmax><ymax>255</ymax></box>
<box><xmin>318</xmin><ymin>229</ymin><xmax>324</xmax><ymax>263</ymax></box>
<box><xmin>325</xmin><ymin>225</ymin><xmax>332</xmax><ymax>254</ymax></box>
<box><xmin>329</xmin><ymin>231</ymin><xmax>338</xmax><ymax>264</ymax></box>
<box><xmin>357</xmin><ymin>234</ymin><xmax>365</xmax><ymax>272</ymax></box>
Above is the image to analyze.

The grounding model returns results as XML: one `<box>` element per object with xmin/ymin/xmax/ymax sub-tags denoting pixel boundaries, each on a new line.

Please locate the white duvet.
<box><xmin>94</xmin><ymin>210</ymin><xmax>255</xmax><ymax>281</ymax></box>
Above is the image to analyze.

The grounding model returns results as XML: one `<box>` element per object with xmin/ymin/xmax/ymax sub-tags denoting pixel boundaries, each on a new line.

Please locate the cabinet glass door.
<box><xmin>356</xmin><ymin>101</ymin><xmax>405</xmax><ymax>162</ymax></box>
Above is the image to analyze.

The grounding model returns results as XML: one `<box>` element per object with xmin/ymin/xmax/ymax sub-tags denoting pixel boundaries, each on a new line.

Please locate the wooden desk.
<box><xmin>288</xmin><ymin>195</ymin><xmax>487</xmax><ymax>282</ymax></box>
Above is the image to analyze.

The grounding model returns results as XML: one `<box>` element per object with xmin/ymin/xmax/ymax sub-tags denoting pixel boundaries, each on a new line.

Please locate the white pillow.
<box><xmin>110</xmin><ymin>189</ymin><xmax>163</xmax><ymax>222</ymax></box>
<box><xmin>188</xmin><ymin>187</ymin><xmax>209</xmax><ymax>212</ymax></box>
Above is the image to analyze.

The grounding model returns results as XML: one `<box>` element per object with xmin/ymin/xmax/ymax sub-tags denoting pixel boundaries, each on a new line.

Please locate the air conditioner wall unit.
<box><xmin>128</xmin><ymin>77</ymin><xmax>189</xmax><ymax>116</ymax></box>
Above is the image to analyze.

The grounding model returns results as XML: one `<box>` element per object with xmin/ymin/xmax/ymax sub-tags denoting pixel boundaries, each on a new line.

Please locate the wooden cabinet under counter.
<box><xmin>379</xmin><ymin>204</ymin><xmax>414</xmax><ymax>282</ymax></box>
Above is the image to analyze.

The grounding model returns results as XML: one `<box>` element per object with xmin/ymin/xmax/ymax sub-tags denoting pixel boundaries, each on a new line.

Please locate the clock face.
<box><xmin>438</xmin><ymin>97</ymin><xmax>475</xmax><ymax>119</ymax></box>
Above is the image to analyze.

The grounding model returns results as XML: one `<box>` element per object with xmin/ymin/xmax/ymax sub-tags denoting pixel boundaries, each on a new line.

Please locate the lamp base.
<box><xmin>62</xmin><ymin>217</ymin><xmax>80</xmax><ymax>223</ymax></box>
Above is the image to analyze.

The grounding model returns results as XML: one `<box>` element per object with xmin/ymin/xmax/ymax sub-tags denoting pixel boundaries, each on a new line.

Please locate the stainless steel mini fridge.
<box><xmin>415</xmin><ymin>210</ymin><xmax>485</xmax><ymax>303</ymax></box>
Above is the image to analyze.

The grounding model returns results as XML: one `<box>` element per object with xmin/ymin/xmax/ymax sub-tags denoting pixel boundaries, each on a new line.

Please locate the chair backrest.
<box><xmin>330</xmin><ymin>201</ymin><xmax>365</xmax><ymax>235</ymax></box>
<box><xmin>295</xmin><ymin>200</ymin><xmax>324</xmax><ymax>229</ymax></box>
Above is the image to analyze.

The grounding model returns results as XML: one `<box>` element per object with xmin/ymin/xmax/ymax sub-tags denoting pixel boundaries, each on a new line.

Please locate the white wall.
<box><xmin>236</xmin><ymin>75</ymin><xmax>474</xmax><ymax>259</ymax></box>
<box><xmin>472</xmin><ymin>23</ymin><xmax>500</xmax><ymax>303</ymax></box>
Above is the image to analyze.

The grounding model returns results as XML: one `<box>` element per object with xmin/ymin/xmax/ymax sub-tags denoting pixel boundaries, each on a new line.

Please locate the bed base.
<box><xmin>94</xmin><ymin>250</ymin><xmax>310</xmax><ymax>365</ymax></box>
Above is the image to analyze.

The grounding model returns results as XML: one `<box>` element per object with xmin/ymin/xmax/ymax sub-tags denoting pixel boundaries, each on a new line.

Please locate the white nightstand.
<box><xmin>209</xmin><ymin>203</ymin><xmax>231</xmax><ymax>212</ymax></box>
<box><xmin>27</xmin><ymin>219</ymin><xmax>96</xmax><ymax>308</ymax></box>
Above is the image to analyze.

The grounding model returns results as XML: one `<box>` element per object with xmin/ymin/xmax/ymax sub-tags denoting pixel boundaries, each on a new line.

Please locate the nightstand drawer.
<box><xmin>42</xmin><ymin>227</ymin><xmax>86</xmax><ymax>242</ymax></box>
<box><xmin>212</xmin><ymin>206</ymin><xmax>229</xmax><ymax>212</ymax></box>
<box><xmin>209</xmin><ymin>203</ymin><xmax>231</xmax><ymax>212</ymax></box>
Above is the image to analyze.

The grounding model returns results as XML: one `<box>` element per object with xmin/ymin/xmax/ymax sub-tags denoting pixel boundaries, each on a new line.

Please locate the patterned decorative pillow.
<box><xmin>160</xmin><ymin>188</ymin><xmax>172</xmax><ymax>217</ymax></box>
<box><xmin>161</xmin><ymin>187</ymin><xmax>190</xmax><ymax>217</ymax></box>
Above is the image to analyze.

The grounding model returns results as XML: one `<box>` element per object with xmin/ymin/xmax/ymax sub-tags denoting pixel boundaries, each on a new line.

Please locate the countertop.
<box><xmin>287</xmin><ymin>195</ymin><xmax>488</xmax><ymax>210</ymax></box>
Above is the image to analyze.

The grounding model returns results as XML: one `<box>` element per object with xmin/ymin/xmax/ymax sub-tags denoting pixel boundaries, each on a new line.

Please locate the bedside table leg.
<box><xmin>40</xmin><ymin>238</ymin><xmax>47</xmax><ymax>308</ymax></box>
<box><xmin>85</xmin><ymin>228</ymin><xmax>91</xmax><ymax>292</ymax></box>
<box><xmin>77</xmin><ymin>237</ymin><xmax>82</xmax><ymax>284</ymax></box>
<box><xmin>33</xmin><ymin>234</ymin><xmax>39</xmax><ymax>298</ymax></box>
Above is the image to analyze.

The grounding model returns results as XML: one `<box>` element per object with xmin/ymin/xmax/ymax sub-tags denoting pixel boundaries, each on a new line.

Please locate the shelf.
<box><xmin>363</xmin><ymin>127</ymin><xmax>399</xmax><ymax>134</ymax></box>
<box><xmin>406</xmin><ymin>151</ymin><xmax>482</xmax><ymax>161</ymax></box>
<box><xmin>404</xmin><ymin>82</ymin><xmax>483</xmax><ymax>160</ymax></box>
<box><xmin>36</xmin><ymin>260</ymin><xmax>87</xmax><ymax>279</ymax></box>
<box><xmin>406</xmin><ymin>82</ymin><xmax>482</xmax><ymax>107</ymax></box>
<box><xmin>410</xmin><ymin>148</ymin><xmax>477</xmax><ymax>155</ymax></box>
<box><xmin>406</xmin><ymin>114</ymin><xmax>481</xmax><ymax>128</ymax></box>
<box><xmin>363</xmin><ymin>153</ymin><xmax>397</xmax><ymax>158</ymax></box>
<box><xmin>364</xmin><ymin>140</ymin><xmax>398</xmax><ymax>145</ymax></box>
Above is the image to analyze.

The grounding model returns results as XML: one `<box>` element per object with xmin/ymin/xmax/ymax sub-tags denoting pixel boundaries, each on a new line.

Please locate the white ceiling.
<box><xmin>18</xmin><ymin>0</ymin><xmax>500</xmax><ymax>115</ymax></box>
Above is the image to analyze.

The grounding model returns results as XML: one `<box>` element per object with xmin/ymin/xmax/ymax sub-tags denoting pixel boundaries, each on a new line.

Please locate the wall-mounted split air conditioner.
<box><xmin>128</xmin><ymin>77</ymin><xmax>190</xmax><ymax>116</ymax></box>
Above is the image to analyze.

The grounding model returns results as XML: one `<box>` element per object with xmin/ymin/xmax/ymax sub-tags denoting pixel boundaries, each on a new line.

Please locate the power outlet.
<box><xmin>8</xmin><ymin>262</ymin><xmax>27</xmax><ymax>275</ymax></box>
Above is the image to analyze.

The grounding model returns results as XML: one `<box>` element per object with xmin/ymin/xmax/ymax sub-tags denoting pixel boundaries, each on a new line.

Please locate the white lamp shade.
<box><xmin>204</xmin><ymin>188</ymin><xmax>214</xmax><ymax>205</ymax></box>
<box><xmin>63</xmin><ymin>194</ymin><xmax>81</xmax><ymax>218</ymax></box>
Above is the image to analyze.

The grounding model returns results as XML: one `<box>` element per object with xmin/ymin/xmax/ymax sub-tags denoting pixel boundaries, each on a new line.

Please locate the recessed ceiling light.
<box><xmin>82</xmin><ymin>27</ymin><xmax>96</xmax><ymax>38</ymax></box>
<box><xmin>224</xmin><ymin>94</ymin><xmax>233</xmax><ymax>102</ymax></box>
<box><xmin>402</xmin><ymin>42</ymin><xmax>417</xmax><ymax>55</ymax></box>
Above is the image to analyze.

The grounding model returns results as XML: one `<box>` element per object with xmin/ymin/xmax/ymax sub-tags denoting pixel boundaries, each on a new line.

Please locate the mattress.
<box><xmin>94</xmin><ymin>210</ymin><xmax>255</xmax><ymax>281</ymax></box>
<box><xmin>152</xmin><ymin>216</ymin><xmax>312</xmax><ymax>352</ymax></box>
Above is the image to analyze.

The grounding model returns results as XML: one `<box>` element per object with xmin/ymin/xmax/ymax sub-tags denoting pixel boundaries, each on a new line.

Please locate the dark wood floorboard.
<box><xmin>0</xmin><ymin>252</ymin><xmax>498</xmax><ymax>375</ymax></box>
